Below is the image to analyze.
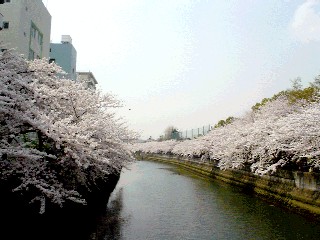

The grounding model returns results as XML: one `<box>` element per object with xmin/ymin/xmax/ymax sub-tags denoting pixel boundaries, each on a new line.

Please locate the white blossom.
<box><xmin>132</xmin><ymin>95</ymin><xmax>320</xmax><ymax>175</ymax></box>
<box><xmin>0</xmin><ymin>48</ymin><xmax>135</xmax><ymax>213</ymax></box>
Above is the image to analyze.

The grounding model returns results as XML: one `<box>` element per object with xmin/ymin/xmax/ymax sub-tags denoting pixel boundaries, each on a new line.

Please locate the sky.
<box><xmin>45</xmin><ymin>0</ymin><xmax>320</xmax><ymax>140</ymax></box>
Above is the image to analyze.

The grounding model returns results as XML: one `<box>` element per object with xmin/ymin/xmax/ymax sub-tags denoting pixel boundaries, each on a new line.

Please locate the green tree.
<box><xmin>290</xmin><ymin>77</ymin><xmax>302</xmax><ymax>90</ymax></box>
<box><xmin>214</xmin><ymin>116</ymin><xmax>235</xmax><ymax>128</ymax></box>
<box><xmin>252</xmin><ymin>76</ymin><xmax>320</xmax><ymax>111</ymax></box>
<box><xmin>163</xmin><ymin>126</ymin><xmax>180</xmax><ymax>140</ymax></box>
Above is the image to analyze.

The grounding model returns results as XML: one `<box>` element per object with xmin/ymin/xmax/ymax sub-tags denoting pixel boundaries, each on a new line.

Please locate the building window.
<box><xmin>0</xmin><ymin>0</ymin><xmax>11</xmax><ymax>3</ymax></box>
<box><xmin>3</xmin><ymin>21</ymin><xmax>9</xmax><ymax>29</ymax></box>
<box><xmin>29</xmin><ymin>22</ymin><xmax>44</xmax><ymax>59</ymax></box>
<box><xmin>28</xmin><ymin>49</ymin><xmax>34</xmax><ymax>60</ymax></box>
<box><xmin>31</xmin><ymin>27</ymin><xmax>36</xmax><ymax>38</ymax></box>
<box><xmin>38</xmin><ymin>33</ymin><xmax>43</xmax><ymax>45</ymax></box>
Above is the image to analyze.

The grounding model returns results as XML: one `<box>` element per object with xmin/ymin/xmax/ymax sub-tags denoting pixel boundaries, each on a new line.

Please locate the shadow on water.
<box><xmin>3</xmin><ymin>161</ymin><xmax>320</xmax><ymax>240</ymax></box>
<box><xmin>88</xmin><ymin>188</ymin><xmax>126</xmax><ymax>240</ymax></box>
<box><xmin>0</xmin><ymin>187</ymin><xmax>126</xmax><ymax>240</ymax></box>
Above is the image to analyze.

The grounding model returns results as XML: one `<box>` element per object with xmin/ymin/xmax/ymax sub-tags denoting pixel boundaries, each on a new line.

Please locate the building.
<box><xmin>0</xmin><ymin>12</ymin><xmax>3</xmax><ymax>31</ymax></box>
<box><xmin>50</xmin><ymin>35</ymin><xmax>77</xmax><ymax>80</ymax></box>
<box><xmin>0</xmin><ymin>0</ymin><xmax>51</xmax><ymax>59</ymax></box>
<box><xmin>77</xmin><ymin>72</ymin><xmax>98</xmax><ymax>90</ymax></box>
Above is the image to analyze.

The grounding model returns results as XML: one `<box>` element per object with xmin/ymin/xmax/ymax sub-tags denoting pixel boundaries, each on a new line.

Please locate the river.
<box><xmin>88</xmin><ymin>160</ymin><xmax>320</xmax><ymax>240</ymax></box>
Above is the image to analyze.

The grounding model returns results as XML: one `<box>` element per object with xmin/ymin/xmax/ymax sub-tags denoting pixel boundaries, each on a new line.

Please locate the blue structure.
<box><xmin>49</xmin><ymin>35</ymin><xmax>77</xmax><ymax>80</ymax></box>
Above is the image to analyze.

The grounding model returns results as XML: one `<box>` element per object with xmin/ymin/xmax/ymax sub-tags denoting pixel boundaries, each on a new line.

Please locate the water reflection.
<box><xmin>93</xmin><ymin>161</ymin><xmax>320</xmax><ymax>240</ymax></box>
<box><xmin>89</xmin><ymin>188</ymin><xmax>126</xmax><ymax>240</ymax></box>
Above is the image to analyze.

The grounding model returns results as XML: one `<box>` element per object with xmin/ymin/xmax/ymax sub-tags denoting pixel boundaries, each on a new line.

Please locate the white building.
<box><xmin>77</xmin><ymin>72</ymin><xmax>98</xmax><ymax>90</ymax></box>
<box><xmin>0</xmin><ymin>0</ymin><xmax>51</xmax><ymax>59</ymax></box>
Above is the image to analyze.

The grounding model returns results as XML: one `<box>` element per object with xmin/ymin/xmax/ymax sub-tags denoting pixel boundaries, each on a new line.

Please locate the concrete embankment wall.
<box><xmin>136</xmin><ymin>153</ymin><xmax>320</xmax><ymax>219</ymax></box>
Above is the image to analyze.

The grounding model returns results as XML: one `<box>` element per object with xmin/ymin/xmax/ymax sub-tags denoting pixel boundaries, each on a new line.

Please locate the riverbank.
<box><xmin>136</xmin><ymin>153</ymin><xmax>320</xmax><ymax>220</ymax></box>
<box><xmin>0</xmin><ymin>172</ymin><xmax>120</xmax><ymax>240</ymax></box>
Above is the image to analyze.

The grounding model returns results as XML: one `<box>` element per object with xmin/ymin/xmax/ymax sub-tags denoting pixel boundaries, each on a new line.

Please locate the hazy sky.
<box><xmin>45</xmin><ymin>0</ymin><xmax>320</xmax><ymax>139</ymax></box>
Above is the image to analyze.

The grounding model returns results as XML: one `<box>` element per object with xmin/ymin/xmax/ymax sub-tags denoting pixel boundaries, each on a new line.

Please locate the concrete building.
<box><xmin>77</xmin><ymin>72</ymin><xmax>98</xmax><ymax>90</ymax></box>
<box><xmin>0</xmin><ymin>0</ymin><xmax>51</xmax><ymax>59</ymax></box>
<box><xmin>0</xmin><ymin>12</ymin><xmax>3</xmax><ymax>31</ymax></box>
<box><xmin>50</xmin><ymin>35</ymin><xmax>77</xmax><ymax>80</ymax></box>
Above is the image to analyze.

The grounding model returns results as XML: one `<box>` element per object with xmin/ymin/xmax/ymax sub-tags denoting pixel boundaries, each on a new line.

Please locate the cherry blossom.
<box><xmin>0</xmin><ymin>48</ymin><xmax>135</xmax><ymax>213</ymax></box>
<box><xmin>132</xmin><ymin>94</ymin><xmax>320</xmax><ymax>176</ymax></box>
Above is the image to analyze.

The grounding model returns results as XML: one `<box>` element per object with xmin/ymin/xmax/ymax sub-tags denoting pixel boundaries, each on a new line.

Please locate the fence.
<box><xmin>178</xmin><ymin>124</ymin><xmax>212</xmax><ymax>140</ymax></box>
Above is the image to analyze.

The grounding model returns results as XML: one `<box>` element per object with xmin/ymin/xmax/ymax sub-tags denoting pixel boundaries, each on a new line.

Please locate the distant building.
<box><xmin>50</xmin><ymin>35</ymin><xmax>77</xmax><ymax>80</ymax></box>
<box><xmin>77</xmin><ymin>72</ymin><xmax>98</xmax><ymax>90</ymax></box>
<box><xmin>0</xmin><ymin>0</ymin><xmax>51</xmax><ymax>59</ymax></box>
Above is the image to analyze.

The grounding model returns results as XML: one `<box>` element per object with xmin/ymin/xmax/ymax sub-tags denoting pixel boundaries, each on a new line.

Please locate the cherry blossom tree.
<box><xmin>0</xmin><ymin>48</ymin><xmax>135</xmax><ymax>213</ymax></box>
<box><xmin>132</xmin><ymin>89</ymin><xmax>320</xmax><ymax>176</ymax></box>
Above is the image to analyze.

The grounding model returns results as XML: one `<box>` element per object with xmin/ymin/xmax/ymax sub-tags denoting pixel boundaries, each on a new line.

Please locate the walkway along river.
<box><xmin>88</xmin><ymin>160</ymin><xmax>320</xmax><ymax>239</ymax></box>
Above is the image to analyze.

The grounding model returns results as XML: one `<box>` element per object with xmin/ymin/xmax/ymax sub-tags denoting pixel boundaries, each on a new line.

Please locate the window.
<box><xmin>38</xmin><ymin>33</ymin><xmax>43</xmax><ymax>45</ymax></box>
<box><xmin>0</xmin><ymin>0</ymin><xmax>11</xmax><ymax>3</ymax></box>
<box><xmin>28</xmin><ymin>49</ymin><xmax>34</xmax><ymax>60</ymax></box>
<box><xmin>30</xmin><ymin>26</ymin><xmax>36</xmax><ymax>38</ymax></box>
<box><xmin>3</xmin><ymin>22</ymin><xmax>9</xmax><ymax>29</ymax></box>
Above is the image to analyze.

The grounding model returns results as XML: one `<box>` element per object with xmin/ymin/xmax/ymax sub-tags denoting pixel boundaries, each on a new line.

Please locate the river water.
<box><xmin>88</xmin><ymin>160</ymin><xmax>320</xmax><ymax>240</ymax></box>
